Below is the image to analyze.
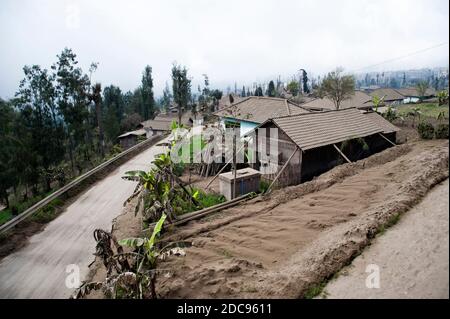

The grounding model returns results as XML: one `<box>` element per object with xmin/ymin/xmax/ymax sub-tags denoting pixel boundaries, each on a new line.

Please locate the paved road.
<box><xmin>322</xmin><ymin>179</ymin><xmax>449</xmax><ymax>299</ymax></box>
<box><xmin>0</xmin><ymin>140</ymin><xmax>169</xmax><ymax>299</ymax></box>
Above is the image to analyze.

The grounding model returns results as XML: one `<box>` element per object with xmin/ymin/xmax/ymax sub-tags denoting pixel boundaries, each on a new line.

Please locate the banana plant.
<box><xmin>74</xmin><ymin>214</ymin><xmax>185</xmax><ymax>299</ymax></box>
<box><xmin>437</xmin><ymin>90</ymin><xmax>449</xmax><ymax>106</ymax></box>
<box><xmin>119</xmin><ymin>213</ymin><xmax>167</xmax><ymax>269</ymax></box>
<box><xmin>118</xmin><ymin>214</ymin><xmax>184</xmax><ymax>299</ymax></box>
<box><xmin>408</xmin><ymin>107</ymin><xmax>422</xmax><ymax>127</ymax></box>
<box><xmin>372</xmin><ymin>94</ymin><xmax>386</xmax><ymax>113</ymax></box>
<box><xmin>123</xmin><ymin>152</ymin><xmax>201</xmax><ymax>223</ymax></box>
<box><xmin>437</xmin><ymin>111</ymin><xmax>446</xmax><ymax>125</ymax></box>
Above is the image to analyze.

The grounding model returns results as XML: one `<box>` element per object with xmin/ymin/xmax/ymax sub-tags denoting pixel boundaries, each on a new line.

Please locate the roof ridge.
<box><xmin>272</xmin><ymin>106</ymin><xmax>358</xmax><ymax>121</ymax></box>
<box><xmin>285</xmin><ymin>99</ymin><xmax>290</xmax><ymax>115</ymax></box>
<box><xmin>287</xmin><ymin>99</ymin><xmax>315</xmax><ymax>112</ymax></box>
<box><xmin>212</xmin><ymin>96</ymin><xmax>251</xmax><ymax>115</ymax></box>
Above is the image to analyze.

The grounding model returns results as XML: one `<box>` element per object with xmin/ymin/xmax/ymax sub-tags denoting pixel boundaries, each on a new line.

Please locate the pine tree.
<box><xmin>302</xmin><ymin>70</ymin><xmax>310</xmax><ymax>94</ymax></box>
<box><xmin>141</xmin><ymin>65</ymin><xmax>155</xmax><ymax>120</ymax></box>
<box><xmin>171</xmin><ymin>64</ymin><xmax>192</xmax><ymax>125</ymax></box>
<box><xmin>267</xmin><ymin>81</ymin><xmax>276</xmax><ymax>97</ymax></box>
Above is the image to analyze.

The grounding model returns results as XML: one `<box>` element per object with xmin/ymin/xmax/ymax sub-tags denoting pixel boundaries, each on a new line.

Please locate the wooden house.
<box><xmin>251</xmin><ymin>108</ymin><xmax>399</xmax><ymax>187</ymax></box>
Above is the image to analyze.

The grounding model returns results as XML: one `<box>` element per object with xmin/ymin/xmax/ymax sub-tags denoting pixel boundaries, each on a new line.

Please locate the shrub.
<box><xmin>173</xmin><ymin>163</ymin><xmax>185</xmax><ymax>177</ymax></box>
<box><xmin>417</xmin><ymin>121</ymin><xmax>435</xmax><ymax>139</ymax></box>
<box><xmin>31</xmin><ymin>198</ymin><xmax>64</xmax><ymax>224</ymax></box>
<box><xmin>176</xmin><ymin>188</ymin><xmax>226</xmax><ymax>215</ymax></box>
<box><xmin>259</xmin><ymin>180</ymin><xmax>270</xmax><ymax>194</ymax></box>
<box><xmin>435</xmin><ymin>124</ymin><xmax>449</xmax><ymax>139</ymax></box>
<box><xmin>197</xmin><ymin>192</ymin><xmax>225</xmax><ymax>208</ymax></box>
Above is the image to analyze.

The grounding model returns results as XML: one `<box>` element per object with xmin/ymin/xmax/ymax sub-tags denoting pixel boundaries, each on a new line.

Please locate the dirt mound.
<box><xmin>257</xmin><ymin>143</ymin><xmax>448</xmax><ymax>298</ymax></box>
<box><xmin>164</xmin><ymin>143</ymin><xmax>412</xmax><ymax>243</ymax></box>
<box><xmin>156</xmin><ymin>140</ymin><xmax>448</xmax><ymax>299</ymax></box>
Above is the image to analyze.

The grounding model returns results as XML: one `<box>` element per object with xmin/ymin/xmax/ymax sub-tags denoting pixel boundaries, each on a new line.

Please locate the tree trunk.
<box><xmin>96</xmin><ymin>102</ymin><xmax>105</xmax><ymax>158</ymax></box>
<box><xmin>68</xmin><ymin>135</ymin><xmax>75</xmax><ymax>175</ymax></box>
<box><xmin>45</xmin><ymin>177</ymin><xmax>52</xmax><ymax>193</ymax></box>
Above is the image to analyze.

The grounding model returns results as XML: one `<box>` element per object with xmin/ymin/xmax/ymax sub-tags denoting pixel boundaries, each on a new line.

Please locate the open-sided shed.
<box><xmin>253</xmin><ymin>108</ymin><xmax>399</xmax><ymax>187</ymax></box>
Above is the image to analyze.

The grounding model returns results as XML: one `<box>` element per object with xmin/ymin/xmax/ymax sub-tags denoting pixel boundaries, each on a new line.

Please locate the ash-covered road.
<box><xmin>0</xmin><ymin>140</ymin><xmax>168</xmax><ymax>299</ymax></box>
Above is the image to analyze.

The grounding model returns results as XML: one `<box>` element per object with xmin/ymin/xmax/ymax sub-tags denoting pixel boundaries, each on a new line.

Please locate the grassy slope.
<box><xmin>397</xmin><ymin>102</ymin><xmax>449</xmax><ymax>119</ymax></box>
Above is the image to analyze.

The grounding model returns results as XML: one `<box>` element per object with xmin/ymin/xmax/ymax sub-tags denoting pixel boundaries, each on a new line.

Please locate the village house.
<box><xmin>250</xmin><ymin>108</ymin><xmax>399</xmax><ymax>187</ymax></box>
<box><xmin>118</xmin><ymin>110</ymin><xmax>195</xmax><ymax>150</ymax></box>
<box><xmin>369</xmin><ymin>88</ymin><xmax>405</xmax><ymax>105</ymax></box>
<box><xmin>217</xmin><ymin>93</ymin><xmax>243</xmax><ymax>111</ymax></box>
<box><xmin>396</xmin><ymin>87</ymin><xmax>436</xmax><ymax>103</ymax></box>
<box><xmin>214</xmin><ymin>96</ymin><xmax>312</xmax><ymax>136</ymax></box>
<box><xmin>117</xmin><ymin>128</ymin><xmax>149</xmax><ymax>150</ymax></box>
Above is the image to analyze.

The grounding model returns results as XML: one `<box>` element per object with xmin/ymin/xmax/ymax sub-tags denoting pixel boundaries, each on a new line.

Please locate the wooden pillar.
<box><xmin>333</xmin><ymin>144</ymin><xmax>352</xmax><ymax>163</ymax></box>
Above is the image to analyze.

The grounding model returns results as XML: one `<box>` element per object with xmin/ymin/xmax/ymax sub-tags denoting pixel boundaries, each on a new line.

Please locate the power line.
<box><xmin>352</xmin><ymin>42</ymin><xmax>449</xmax><ymax>73</ymax></box>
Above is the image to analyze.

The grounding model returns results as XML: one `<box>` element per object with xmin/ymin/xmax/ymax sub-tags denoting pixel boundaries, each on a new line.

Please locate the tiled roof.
<box><xmin>141</xmin><ymin>120</ymin><xmax>172</xmax><ymax>131</ymax></box>
<box><xmin>301</xmin><ymin>91</ymin><xmax>374</xmax><ymax>111</ymax></box>
<box><xmin>118</xmin><ymin>129</ymin><xmax>147</xmax><ymax>139</ymax></box>
<box><xmin>141</xmin><ymin>111</ymin><xmax>194</xmax><ymax>129</ymax></box>
<box><xmin>362</xmin><ymin>112</ymin><xmax>400</xmax><ymax>133</ymax></box>
<box><xmin>270</xmin><ymin>108</ymin><xmax>382</xmax><ymax>150</ymax></box>
<box><xmin>214</xmin><ymin>96</ymin><xmax>311</xmax><ymax>124</ymax></box>
<box><xmin>369</xmin><ymin>88</ymin><xmax>404</xmax><ymax>101</ymax></box>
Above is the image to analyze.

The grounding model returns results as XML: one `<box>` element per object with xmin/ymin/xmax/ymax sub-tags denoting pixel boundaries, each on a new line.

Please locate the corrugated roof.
<box><xmin>218</xmin><ymin>94</ymin><xmax>244</xmax><ymax>110</ymax></box>
<box><xmin>141</xmin><ymin>111</ymin><xmax>194</xmax><ymax>129</ymax></box>
<box><xmin>301</xmin><ymin>91</ymin><xmax>374</xmax><ymax>111</ymax></box>
<box><xmin>363</xmin><ymin>112</ymin><xmax>400</xmax><ymax>133</ymax></box>
<box><xmin>118</xmin><ymin>129</ymin><xmax>147</xmax><ymax>139</ymax></box>
<box><xmin>270</xmin><ymin>108</ymin><xmax>382</xmax><ymax>150</ymax></box>
<box><xmin>141</xmin><ymin>120</ymin><xmax>171</xmax><ymax>131</ymax></box>
<box><xmin>369</xmin><ymin>88</ymin><xmax>404</xmax><ymax>101</ymax></box>
<box><xmin>214</xmin><ymin>96</ymin><xmax>311</xmax><ymax>124</ymax></box>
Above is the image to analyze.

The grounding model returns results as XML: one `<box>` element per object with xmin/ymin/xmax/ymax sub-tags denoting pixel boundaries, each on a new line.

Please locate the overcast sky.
<box><xmin>0</xmin><ymin>0</ymin><xmax>448</xmax><ymax>99</ymax></box>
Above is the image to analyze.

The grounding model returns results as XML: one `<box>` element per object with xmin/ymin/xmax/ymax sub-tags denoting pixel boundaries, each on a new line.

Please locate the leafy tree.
<box><xmin>120</xmin><ymin>113</ymin><xmax>143</xmax><ymax>132</ymax></box>
<box><xmin>416</xmin><ymin>81</ymin><xmax>429</xmax><ymax>101</ymax></box>
<box><xmin>52</xmin><ymin>48</ymin><xmax>92</xmax><ymax>173</ymax></box>
<box><xmin>125</xmin><ymin>88</ymin><xmax>144</xmax><ymax>116</ymax></box>
<box><xmin>433</xmin><ymin>76</ymin><xmax>440</xmax><ymax>91</ymax></box>
<box><xmin>15</xmin><ymin>65</ymin><xmax>66</xmax><ymax>191</ymax></box>
<box><xmin>161</xmin><ymin>82</ymin><xmax>172</xmax><ymax>112</ymax></box>
<box><xmin>104</xmin><ymin>105</ymin><xmax>121</xmax><ymax>142</ymax></box>
<box><xmin>103</xmin><ymin>85</ymin><xmax>124</xmax><ymax>124</ymax></box>
<box><xmin>318</xmin><ymin>68</ymin><xmax>355</xmax><ymax>110</ymax></box>
<box><xmin>437</xmin><ymin>90</ymin><xmax>449</xmax><ymax>106</ymax></box>
<box><xmin>267</xmin><ymin>81</ymin><xmax>276</xmax><ymax>97</ymax></box>
<box><xmin>287</xmin><ymin>81</ymin><xmax>299</xmax><ymax>96</ymax></box>
<box><xmin>90</xmin><ymin>83</ymin><xmax>104</xmax><ymax>157</ymax></box>
<box><xmin>141</xmin><ymin>66</ymin><xmax>155</xmax><ymax>120</ymax></box>
<box><xmin>171</xmin><ymin>64</ymin><xmax>191</xmax><ymax>125</ymax></box>
<box><xmin>210</xmin><ymin>89</ymin><xmax>223</xmax><ymax>111</ymax></box>
<box><xmin>389</xmin><ymin>77</ymin><xmax>399</xmax><ymax>89</ymax></box>
<box><xmin>241</xmin><ymin>86</ymin><xmax>246</xmax><ymax>97</ymax></box>
<box><xmin>198</xmin><ymin>74</ymin><xmax>211</xmax><ymax>114</ymax></box>
<box><xmin>0</xmin><ymin>99</ymin><xmax>19</xmax><ymax>207</ymax></box>
<box><xmin>364</xmin><ymin>73</ymin><xmax>370</xmax><ymax>86</ymax></box>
